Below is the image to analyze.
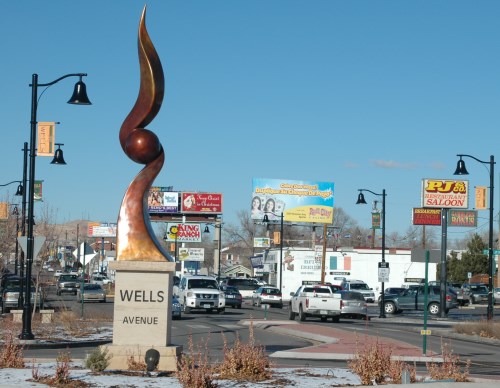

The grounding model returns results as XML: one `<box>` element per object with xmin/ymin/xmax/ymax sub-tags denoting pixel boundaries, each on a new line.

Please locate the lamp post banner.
<box><xmin>37</xmin><ymin>122</ymin><xmax>56</xmax><ymax>156</ymax></box>
<box><xmin>0</xmin><ymin>202</ymin><xmax>8</xmax><ymax>220</ymax></box>
<box><xmin>251</xmin><ymin>178</ymin><xmax>334</xmax><ymax>223</ymax></box>
<box><xmin>34</xmin><ymin>180</ymin><xmax>43</xmax><ymax>201</ymax></box>
<box><xmin>421</xmin><ymin>179</ymin><xmax>468</xmax><ymax>209</ymax></box>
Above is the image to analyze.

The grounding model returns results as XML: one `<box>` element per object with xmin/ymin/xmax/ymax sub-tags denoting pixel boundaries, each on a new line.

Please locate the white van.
<box><xmin>344</xmin><ymin>279</ymin><xmax>375</xmax><ymax>303</ymax></box>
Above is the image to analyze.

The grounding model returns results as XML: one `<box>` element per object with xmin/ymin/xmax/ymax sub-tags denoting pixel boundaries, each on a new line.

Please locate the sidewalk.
<box><xmin>246</xmin><ymin>319</ymin><xmax>442</xmax><ymax>362</ymax></box>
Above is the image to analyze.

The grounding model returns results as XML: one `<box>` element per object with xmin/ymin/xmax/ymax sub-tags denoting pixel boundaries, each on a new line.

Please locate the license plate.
<box><xmin>203</xmin><ymin>304</ymin><xmax>211</xmax><ymax>309</ymax></box>
<box><xmin>320</xmin><ymin>310</ymin><xmax>327</xmax><ymax>315</ymax></box>
<box><xmin>226</xmin><ymin>295</ymin><xmax>234</xmax><ymax>298</ymax></box>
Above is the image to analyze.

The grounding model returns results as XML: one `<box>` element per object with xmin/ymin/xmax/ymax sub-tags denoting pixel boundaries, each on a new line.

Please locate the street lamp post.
<box><xmin>454</xmin><ymin>154</ymin><xmax>495</xmax><ymax>320</ymax></box>
<box><xmin>356</xmin><ymin>188</ymin><xmax>386</xmax><ymax>318</ymax></box>
<box><xmin>203</xmin><ymin>222</ymin><xmax>223</xmax><ymax>279</ymax></box>
<box><xmin>263</xmin><ymin>212</ymin><xmax>284</xmax><ymax>293</ymax></box>
<box><xmin>20</xmin><ymin>73</ymin><xmax>91</xmax><ymax>341</ymax></box>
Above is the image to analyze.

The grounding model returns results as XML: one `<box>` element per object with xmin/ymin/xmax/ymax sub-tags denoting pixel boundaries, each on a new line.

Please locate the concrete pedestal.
<box><xmin>103</xmin><ymin>261</ymin><xmax>181</xmax><ymax>371</ymax></box>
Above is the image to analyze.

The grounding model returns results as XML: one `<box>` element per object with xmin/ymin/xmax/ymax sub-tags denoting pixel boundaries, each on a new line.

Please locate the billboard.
<box><xmin>164</xmin><ymin>223</ymin><xmax>202</xmax><ymax>242</ymax></box>
<box><xmin>178</xmin><ymin>247</ymin><xmax>204</xmax><ymax>262</ymax></box>
<box><xmin>448</xmin><ymin>210</ymin><xmax>478</xmax><ymax>227</ymax></box>
<box><xmin>147</xmin><ymin>187</ymin><xmax>179</xmax><ymax>214</ymax></box>
<box><xmin>88</xmin><ymin>222</ymin><xmax>117</xmax><ymax>238</ymax></box>
<box><xmin>180</xmin><ymin>192</ymin><xmax>223</xmax><ymax>214</ymax></box>
<box><xmin>253</xmin><ymin>237</ymin><xmax>270</xmax><ymax>248</ymax></box>
<box><xmin>251</xmin><ymin>178</ymin><xmax>334</xmax><ymax>223</ymax></box>
<box><xmin>412</xmin><ymin>208</ymin><xmax>442</xmax><ymax>226</ymax></box>
<box><xmin>421</xmin><ymin>179</ymin><xmax>468</xmax><ymax>209</ymax></box>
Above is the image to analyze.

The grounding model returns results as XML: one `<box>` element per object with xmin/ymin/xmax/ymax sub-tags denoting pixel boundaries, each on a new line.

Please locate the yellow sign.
<box><xmin>475</xmin><ymin>186</ymin><xmax>487</xmax><ymax>210</ymax></box>
<box><xmin>37</xmin><ymin>122</ymin><xmax>56</xmax><ymax>156</ymax></box>
<box><xmin>420</xmin><ymin>329</ymin><xmax>431</xmax><ymax>335</ymax></box>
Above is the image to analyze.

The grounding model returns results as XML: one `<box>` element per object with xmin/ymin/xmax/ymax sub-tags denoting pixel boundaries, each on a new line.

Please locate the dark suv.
<box><xmin>380</xmin><ymin>285</ymin><xmax>458</xmax><ymax>315</ymax></box>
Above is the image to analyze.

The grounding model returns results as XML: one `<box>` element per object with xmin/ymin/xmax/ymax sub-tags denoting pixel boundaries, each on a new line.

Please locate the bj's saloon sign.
<box><xmin>421</xmin><ymin>179</ymin><xmax>469</xmax><ymax>209</ymax></box>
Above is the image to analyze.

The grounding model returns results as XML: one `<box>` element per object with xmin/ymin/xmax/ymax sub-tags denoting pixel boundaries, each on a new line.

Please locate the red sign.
<box><xmin>412</xmin><ymin>208</ymin><xmax>442</xmax><ymax>226</ymax></box>
<box><xmin>181</xmin><ymin>192</ymin><xmax>223</xmax><ymax>214</ymax></box>
<box><xmin>448</xmin><ymin>210</ymin><xmax>478</xmax><ymax>227</ymax></box>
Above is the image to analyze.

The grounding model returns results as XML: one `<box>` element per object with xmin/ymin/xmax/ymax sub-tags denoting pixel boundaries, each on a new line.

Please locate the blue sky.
<box><xmin>1</xmin><ymin>1</ymin><xmax>499</xmax><ymax>242</ymax></box>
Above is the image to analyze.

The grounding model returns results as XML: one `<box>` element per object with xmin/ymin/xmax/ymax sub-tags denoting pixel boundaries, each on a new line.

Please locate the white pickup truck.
<box><xmin>288</xmin><ymin>284</ymin><xmax>342</xmax><ymax>322</ymax></box>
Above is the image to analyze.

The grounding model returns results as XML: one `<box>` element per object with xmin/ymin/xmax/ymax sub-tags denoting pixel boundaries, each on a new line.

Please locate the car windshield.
<box><xmin>470</xmin><ymin>286</ymin><xmax>488</xmax><ymax>293</ymax></box>
<box><xmin>350</xmin><ymin>283</ymin><xmax>370</xmax><ymax>291</ymax></box>
<box><xmin>84</xmin><ymin>284</ymin><xmax>102</xmax><ymax>290</ymax></box>
<box><xmin>188</xmin><ymin>279</ymin><xmax>218</xmax><ymax>289</ymax></box>
<box><xmin>341</xmin><ymin>291</ymin><xmax>365</xmax><ymax>300</ymax></box>
<box><xmin>262</xmin><ymin>288</ymin><xmax>280</xmax><ymax>295</ymax></box>
<box><xmin>60</xmin><ymin>275</ymin><xmax>78</xmax><ymax>281</ymax></box>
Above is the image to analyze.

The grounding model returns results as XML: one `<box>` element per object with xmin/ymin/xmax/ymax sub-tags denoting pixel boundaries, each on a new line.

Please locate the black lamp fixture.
<box><xmin>20</xmin><ymin>73</ymin><xmax>91</xmax><ymax>341</ymax></box>
<box><xmin>454</xmin><ymin>153</ymin><xmax>495</xmax><ymax>320</ymax></box>
<box><xmin>262</xmin><ymin>212</ymin><xmax>284</xmax><ymax>293</ymax></box>
<box><xmin>0</xmin><ymin>180</ymin><xmax>23</xmax><ymax>196</ymax></box>
<box><xmin>356</xmin><ymin>188</ymin><xmax>386</xmax><ymax>318</ymax></box>
<box><xmin>51</xmin><ymin>143</ymin><xmax>66</xmax><ymax>165</ymax></box>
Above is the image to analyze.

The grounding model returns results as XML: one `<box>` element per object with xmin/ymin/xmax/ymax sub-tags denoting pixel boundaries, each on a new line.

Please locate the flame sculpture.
<box><xmin>117</xmin><ymin>6</ymin><xmax>172</xmax><ymax>262</ymax></box>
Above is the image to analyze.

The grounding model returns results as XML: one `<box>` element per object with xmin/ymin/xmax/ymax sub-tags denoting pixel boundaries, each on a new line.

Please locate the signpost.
<box><xmin>378</xmin><ymin>261</ymin><xmax>390</xmax><ymax>282</ymax></box>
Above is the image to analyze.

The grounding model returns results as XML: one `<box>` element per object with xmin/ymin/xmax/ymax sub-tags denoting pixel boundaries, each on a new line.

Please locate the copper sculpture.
<box><xmin>116</xmin><ymin>6</ymin><xmax>172</xmax><ymax>262</ymax></box>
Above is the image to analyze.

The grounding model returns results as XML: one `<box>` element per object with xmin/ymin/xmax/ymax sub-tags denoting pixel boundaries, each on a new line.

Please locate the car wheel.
<box><xmin>428</xmin><ymin>302</ymin><xmax>440</xmax><ymax>315</ymax></box>
<box><xmin>332</xmin><ymin>316</ymin><xmax>340</xmax><ymax>323</ymax></box>
<box><xmin>237</xmin><ymin>304</ymin><xmax>242</xmax><ymax>309</ymax></box>
<box><xmin>470</xmin><ymin>297</ymin><xmax>475</xmax><ymax>305</ymax></box>
<box><xmin>183</xmin><ymin>301</ymin><xmax>191</xmax><ymax>314</ymax></box>
<box><xmin>101</xmin><ymin>298</ymin><xmax>106</xmax><ymax>303</ymax></box>
<box><xmin>56</xmin><ymin>290</ymin><xmax>61</xmax><ymax>296</ymax></box>
<box><xmin>299</xmin><ymin>305</ymin><xmax>306</xmax><ymax>321</ymax></box>
<box><xmin>218</xmin><ymin>308</ymin><xmax>225</xmax><ymax>315</ymax></box>
<box><xmin>277</xmin><ymin>303</ymin><xmax>283</xmax><ymax>309</ymax></box>
<box><xmin>384</xmin><ymin>302</ymin><xmax>397</xmax><ymax>314</ymax></box>
<box><xmin>321</xmin><ymin>316</ymin><xmax>327</xmax><ymax>322</ymax></box>
<box><xmin>288</xmin><ymin>306</ymin><xmax>296</xmax><ymax>320</ymax></box>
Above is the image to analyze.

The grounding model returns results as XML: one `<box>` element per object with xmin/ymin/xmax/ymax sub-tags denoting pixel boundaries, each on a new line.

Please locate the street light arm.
<box><xmin>0</xmin><ymin>180</ymin><xmax>21</xmax><ymax>187</ymax></box>
<box><xmin>358</xmin><ymin>188</ymin><xmax>383</xmax><ymax>197</ymax></box>
<box><xmin>456</xmin><ymin>154</ymin><xmax>496</xmax><ymax>166</ymax></box>
<box><xmin>30</xmin><ymin>73</ymin><xmax>88</xmax><ymax>87</ymax></box>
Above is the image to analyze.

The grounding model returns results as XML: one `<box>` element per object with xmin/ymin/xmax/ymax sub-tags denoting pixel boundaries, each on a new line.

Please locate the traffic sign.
<box><xmin>420</xmin><ymin>329</ymin><xmax>431</xmax><ymax>335</ymax></box>
<box><xmin>378</xmin><ymin>262</ymin><xmax>390</xmax><ymax>282</ymax></box>
<box><xmin>17</xmin><ymin>236</ymin><xmax>46</xmax><ymax>258</ymax></box>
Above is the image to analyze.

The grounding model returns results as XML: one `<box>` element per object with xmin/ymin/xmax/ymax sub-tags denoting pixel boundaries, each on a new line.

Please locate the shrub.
<box><xmin>426</xmin><ymin>340</ymin><xmax>470</xmax><ymax>382</ymax></box>
<box><xmin>454</xmin><ymin>320</ymin><xmax>500</xmax><ymax>340</ymax></box>
<box><xmin>84</xmin><ymin>347</ymin><xmax>111</xmax><ymax>372</ymax></box>
<box><xmin>217</xmin><ymin>321</ymin><xmax>272</xmax><ymax>382</ymax></box>
<box><xmin>127</xmin><ymin>354</ymin><xmax>147</xmax><ymax>371</ymax></box>
<box><xmin>176</xmin><ymin>335</ymin><xmax>216</xmax><ymax>388</ymax></box>
<box><xmin>348</xmin><ymin>335</ymin><xmax>417</xmax><ymax>385</ymax></box>
<box><xmin>0</xmin><ymin>320</ymin><xmax>25</xmax><ymax>368</ymax></box>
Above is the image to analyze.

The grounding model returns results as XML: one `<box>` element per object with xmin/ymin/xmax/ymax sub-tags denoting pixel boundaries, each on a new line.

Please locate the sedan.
<box><xmin>77</xmin><ymin>284</ymin><xmax>106</xmax><ymax>303</ymax></box>
<box><xmin>494</xmin><ymin>288</ymin><xmax>500</xmax><ymax>304</ymax></box>
<box><xmin>252</xmin><ymin>286</ymin><xmax>282</xmax><ymax>308</ymax></box>
<box><xmin>338</xmin><ymin>290</ymin><xmax>368</xmax><ymax>320</ymax></box>
<box><xmin>222</xmin><ymin>286</ymin><xmax>243</xmax><ymax>309</ymax></box>
<box><xmin>172</xmin><ymin>296</ymin><xmax>181</xmax><ymax>320</ymax></box>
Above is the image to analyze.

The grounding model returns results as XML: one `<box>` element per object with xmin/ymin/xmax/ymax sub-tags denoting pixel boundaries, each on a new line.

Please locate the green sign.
<box><xmin>482</xmin><ymin>249</ymin><xmax>500</xmax><ymax>255</ymax></box>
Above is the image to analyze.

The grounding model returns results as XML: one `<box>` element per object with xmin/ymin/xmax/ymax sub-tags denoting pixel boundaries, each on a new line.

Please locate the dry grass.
<box><xmin>426</xmin><ymin>340</ymin><xmax>470</xmax><ymax>382</ymax></box>
<box><xmin>216</xmin><ymin>321</ymin><xmax>273</xmax><ymax>382</ymax></box>
<box><xmin>454</xmin><ymin>320</ymin><xmax>500</xmax><ymax>339</ymax></box>
<box><xmin>176</xmin><ymin>334</ymin><xmax>216</xmax><ymax>388</ymax></box>
<box><xmin>348</xmin><ymin>335</ymin><xmax>417</xmax><ymax>385</ymax></box>
<box><xmin>127</xmin><ymin>354</ymin><xmax>147</xmax><ymax>371</ymax></box>
<box><xmin>0</xmin><ymin>319</ymin><xmax>25</xmax><ymax>368</ymax></box>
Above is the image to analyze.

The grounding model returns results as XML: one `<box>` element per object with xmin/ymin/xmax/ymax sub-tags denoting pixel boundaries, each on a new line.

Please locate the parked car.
<box><xmin>90</xmin><ymin>275</ymin><xmax>113</xmax><ymax>286</ymax></box>
<box><xmin>494</xmin><ymin>288</ymin><xmax>500</xmax><ymax>304</ymax></box>
<box><xmin>380</xmin><ymin>285</ymin><xmax>458</xmax><ymax>315</ymax></box>
<box><xmin>76</xmin><ymin>283</ymin><xmax>106</xmax><ymax>303</ymax></box>
<box><xmin>377</xmin><ymin>287</ymin><xmax>406</xmax><ymax>303</ymax></box>
<box><xmin>222</xmin><ymin>286</ymin><xmax>243</xmax><ymax>309</ymax></box>
<box><xmin>344</xmin><ymin>280</ymin><xmax>375</xmax><ymax>303</ymax></box>
<box><xmin>223</xmin><ymin>278</ymin><xmax>260</xmax><ymax>298</ymax></box>
<box><xmin>54</xmin><ymin>270</ymin><xmax>64</xmax><ymax>277</ymax></box>
<box><xmin>460</xmin><ymin>283</ymin><xmax>488</xmax><ymax>305</ymax></box>
<box><xmin>468</xmin><ymin>284</ymin><xmax>489</xmax><ymax>305</ymax></box>
<box><xmin>172</xmin><ymin>296</ymin><xmax>182</xmax><ymax>320</ymax></box>
<box><xmin>338</xmin><ymin>290</ymin><xmax>368</xmax><ymax>320</ymax></box>
<box><xmin>1</xmin><ymin>276</ymin><xmax>44</xmax><ymax>313</ymax></box>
